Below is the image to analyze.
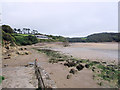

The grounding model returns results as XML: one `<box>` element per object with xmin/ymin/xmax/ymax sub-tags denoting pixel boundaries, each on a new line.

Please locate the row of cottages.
<box><xmin>35</xmin><ymin>35</ymin><xmax>52</xmax><ymax>39</ymax></box>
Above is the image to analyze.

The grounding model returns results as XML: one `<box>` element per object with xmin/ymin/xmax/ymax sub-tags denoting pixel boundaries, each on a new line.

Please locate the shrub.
<box><xmin>0</xmin><ymin>76</ymin><xmax>5</xmax><ymax>84</ymax></box>
<box><xmin>2</xmin><ymin>25</ymin><xmax>14</xmax><ymax>33</ymax></box>
<box><xmin>2</xmin><ymin>31</ymin><xmax>16</xmax><ymax>45</ymax></box>
<box><xmin>14</xmin><ymin>35</ymin><xmax>38</xmax><ymax>45</ymax></box>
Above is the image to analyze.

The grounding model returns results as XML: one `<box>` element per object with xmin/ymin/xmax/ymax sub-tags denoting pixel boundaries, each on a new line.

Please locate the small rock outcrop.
<box><xmin>64</xmin><ymin>61</ymin><xmax>76</xmax><ymax>67</ymax></box>
<box><xmin>85</xmin><ymin>64</ymin><xmax>89</xmax><ymax>68</ymax></box>
<box><xmin>76</xmin><ymin>64</ymin><xmax>84</xmax><ymax>71</ymax></box>
<box><xmin>67</xmin><ymin>74</ymin><xmax>72</xmax><ymax>79</ymax></box>
<box><xmin>69</xmin><ymin>68</ymin><xmax>77</xmax><ymax>74</ymax></box>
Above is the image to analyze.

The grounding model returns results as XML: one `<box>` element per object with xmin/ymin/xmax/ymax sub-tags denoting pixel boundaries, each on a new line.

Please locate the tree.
<box><xmin>18</xmin><ymin>29</ymin><xmax>21</xmax><ymax>34</ymax></box>
<box><xmin>14</xmin><ymin>28</ymin><xmax>17</xmax><ymax>33</ymax></box>
<box><xmin>28</xmin><ymin>28</ymin><xmax>30</xmax><ymax>34</ymax></box>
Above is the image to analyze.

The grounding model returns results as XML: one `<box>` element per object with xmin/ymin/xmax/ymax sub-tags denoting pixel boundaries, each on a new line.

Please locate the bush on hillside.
<box><xmin>2</xmin><ymin>31</ymin><xmax>16</xmax><ymax>45</ymax></box>
<box><xmin>2</xmin><ymin>25</ymin><xmax>14</xmax><ymax>33</ymax></box>
<box><xmin>14</xmin><ymin>35</ymin><xmax>38</xmax><ymax>45</ymax></box>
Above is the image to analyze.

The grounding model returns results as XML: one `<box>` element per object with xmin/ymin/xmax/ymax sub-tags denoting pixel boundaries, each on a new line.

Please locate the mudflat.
<box><xmin>45</xmin><ymin>42</ymin><xmax>118</xmax><ymax>63</ymax></box>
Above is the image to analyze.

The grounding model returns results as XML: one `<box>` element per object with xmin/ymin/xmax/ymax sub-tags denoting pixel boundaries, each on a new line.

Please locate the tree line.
<box><xmin>66</xmin><ymin>32</ymin><xmax>120</xmax><ymax>42</ymax></box>
<box><xmin>14</xmin><ymin>28</ymin><xmax>38</xmax><ymax>34</ymax></box>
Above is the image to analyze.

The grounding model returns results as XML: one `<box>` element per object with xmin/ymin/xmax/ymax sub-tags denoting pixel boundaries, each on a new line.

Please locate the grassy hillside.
<box><xmin>2</xmin><ymin>25</ymin><xmax>38</xmax><ymax>46</ymax></box>
<box><xmin>67</xmin><ymin>33</ymin><xmax>120</xmax><ymax>42</ymax></box>
<box><xmin>2</xmin><ymin>25</ymin><xmax>67</xmax><ymax>46</ymax></box>
<box><xmin>12</xmin><ymin>34</ymin><xmax>38</xmax><ymax>45</ymax></box>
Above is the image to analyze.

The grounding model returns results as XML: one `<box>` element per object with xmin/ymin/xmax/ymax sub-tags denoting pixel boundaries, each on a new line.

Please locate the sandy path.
<box><xmin>2</xmin><ymin>67</ymin><xmax>37</xmax><ymax>88</ymax></box>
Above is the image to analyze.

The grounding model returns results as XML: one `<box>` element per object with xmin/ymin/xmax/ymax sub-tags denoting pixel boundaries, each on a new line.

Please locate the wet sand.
<box><xmin>44</xmin><ymin>42</ymin><xmax>118</xmax><ymax>63</ymax></box>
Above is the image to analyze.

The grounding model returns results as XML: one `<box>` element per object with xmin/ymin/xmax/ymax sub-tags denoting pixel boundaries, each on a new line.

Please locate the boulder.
<box><xmin>24</xmin><ymin>48</ymin><xmax>27</xmax><ymax>50</ymax></box>
<box><xmin>16</xmin><ymin>51</ymin><xmax>20</xmax><ymax>55</ymax></box>
<box><xmin>8</xmin><ymin>54</ymin><xmax>11</xmax><ymax>56</ymax></box>
<box><xmin>4</xmin><ymin>64</ymin><xmax>8</xmax><ymax>67</ymax></box>
<box><xmin>102</xmin><ymin>62</ymin><xmax>107</xmax><ymax>64</ymax></box>
<box><xmin>69</xmin><ymin>68</ymin><xmax>77</xmax><ymax>74</ymax></box>
<box><xmin>25</xmin><ymin>52</ymin><xmax>29</xmax><ymax>55</ymax></box>
<box><xmin>92</xmin><ymin>61</ymin><xmax>100</xmax><ymax>64</ymax></box>
<box><xmin>64</xmin><ymin>62</ymin><xmax>76</xmax><ymax>67</ymax></box>
<box><xmin>67</xmin><ymin>74</ymin><xmax>72</xmax><ymax>79</ymax></box>
<box><xmin>19</xmin><ymin>48</ymin><xmax>24</xmax><ymax>50</ymax></box>
<box><xmin>85</xmin><ymin>64</ymin><xmax>89</xmax><ymax>68</ymax></box>
<box><xmin>5</xmin><ymin>46</ymin><xmax>9</xmax><ymax>50</ymax></box>
<box><xmin>76</xmin><ymin>64</ymin><xmax>84</xmax><ymax>71</ymax></box>
<box><xmin>4</xmin><ymin>57</ymin><xmax>11</xmax><ymax>59</ymax></box>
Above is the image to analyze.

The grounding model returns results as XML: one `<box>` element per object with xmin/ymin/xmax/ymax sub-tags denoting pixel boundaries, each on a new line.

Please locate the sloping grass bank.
<box><xmin>13</xmin><ymin>34</ymin><xmax>38</xmax><ymax>45</ymax></box>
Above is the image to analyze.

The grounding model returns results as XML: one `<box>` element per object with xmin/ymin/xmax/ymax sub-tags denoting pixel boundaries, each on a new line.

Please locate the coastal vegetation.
<box><xmin>67</xmin><ymin>32</ymin><xmax>120</xmax><ymax>42</ymax></box>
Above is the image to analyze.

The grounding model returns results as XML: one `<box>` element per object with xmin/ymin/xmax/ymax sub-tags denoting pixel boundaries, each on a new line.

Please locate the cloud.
<box><xmin>1</xmin><ymin>0</ymin><xmax>118</xmax><ymax>2</ymax></box>
<box><xmin>2</xmin><ymin>2</ymin><xmax>118</xmax><ymax>37</ymax></box>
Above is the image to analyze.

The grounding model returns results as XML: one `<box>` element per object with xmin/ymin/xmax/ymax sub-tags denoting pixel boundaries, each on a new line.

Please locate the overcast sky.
<box><xmin>1</xmin><ymin>1</ymin><xmax>118</xmax><ymax>37</ymax></box>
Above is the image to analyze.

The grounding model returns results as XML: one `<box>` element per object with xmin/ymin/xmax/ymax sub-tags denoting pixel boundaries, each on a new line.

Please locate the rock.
<box><xmin>28</xmin><ymin>62</ymin><xmax>34</xmax><ymax>66</ymax></box>
<box><xmin>85</xmin><ymin>64</ymin><xmax>89</xmax><ymax>68</ymax></box>
<box><xmin>102</xmin><ymin>62</ymin><xmax>107</xmax><ymax>64</ymax></box>
<box><xmin>20</xmin><ymin>48</ymin><xmax>24</xmax><ymax>50</ymax></box>
<box><xmin>24</xmin><ymin>48</ymin><xmax>27</xmax><ymax>50</ymax></box>
<box><xmin>64</xmin><ymin>62</ymin><xmax>76</xmax><ymax>67</ymax></box>
<box><xmin>4</xmin><ymin>64</ymin><xmax>8</xmax><ymax>67</ymax></box>
<box><xmin>92</xmin><ymin>75</ymin><xmax>95</xmax><ymax>79</ymax></box>
<box><xmin>24</xmin><ymin>65</ymin><xmax>28</xmax><ymax>67</ymax></box>
<box><xmin>92</xmin><ymin>69</ymin><xmax>95</xmax><ymax>72</ymax></box>
<box><xmin>25</xmin><ymin>52</ymin><xmax>29</xmax><ymax>55</ymax></box>
<box><xmin>69</xmin><ymin>62</ymin><xmax>76</xmax><ymax>67</ymax></box>
<box><xmin>76</xmin><ymin>64</ymin><xmax>84</xmax><ymax>71</ymax></box>
<box><xmin>92</xmin><ymin>67</ymin><xmax>96</xmax><ymax>69</ymax></box>
<box><xmin>16</xmin><ymin>51</ymin><xmax>20</xmax><ymax>54</ymax></box>
<box><xmin>107</xmin><ymin>64</ymin><xmax>114</xmax><ymax>67</ymax></box>
<box><xmin>67</xmin><ymin>74</ymin><xmax>72</xmax><ymax>79</ymax></box>
<box><xmin>5</xmin><ymin>46</ymin><xmax>9</xmax><ymax>50</ymax></box>
<box><xmin>92</xmin><ymin>61</ymin><xmax>100</xmax><ymax>64</ymax></box>
<box><xmin>8</xmin><ymin>54</ymin><xmax>11</xmax><ymax>56</ymax></box>
<box><xmin>69</xmin><ymin>68</ymin><xmax>77</xmax><ymax>74</ymax></box>
<box><xmin>4</xmin><ymin>57</ymin><xmax>11</xmax><ymax>59</ymax></box>
<box><xmin>92</xmin><ymin>67</ymin><xmax>96</xmax><ymax>72</ymax></box>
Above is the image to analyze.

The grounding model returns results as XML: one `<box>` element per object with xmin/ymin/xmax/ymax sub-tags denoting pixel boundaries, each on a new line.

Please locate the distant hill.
<box><xmin>66</xmin><ymin>32</ymin><xmax>120</xmax><ymax>42</ymax></box>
